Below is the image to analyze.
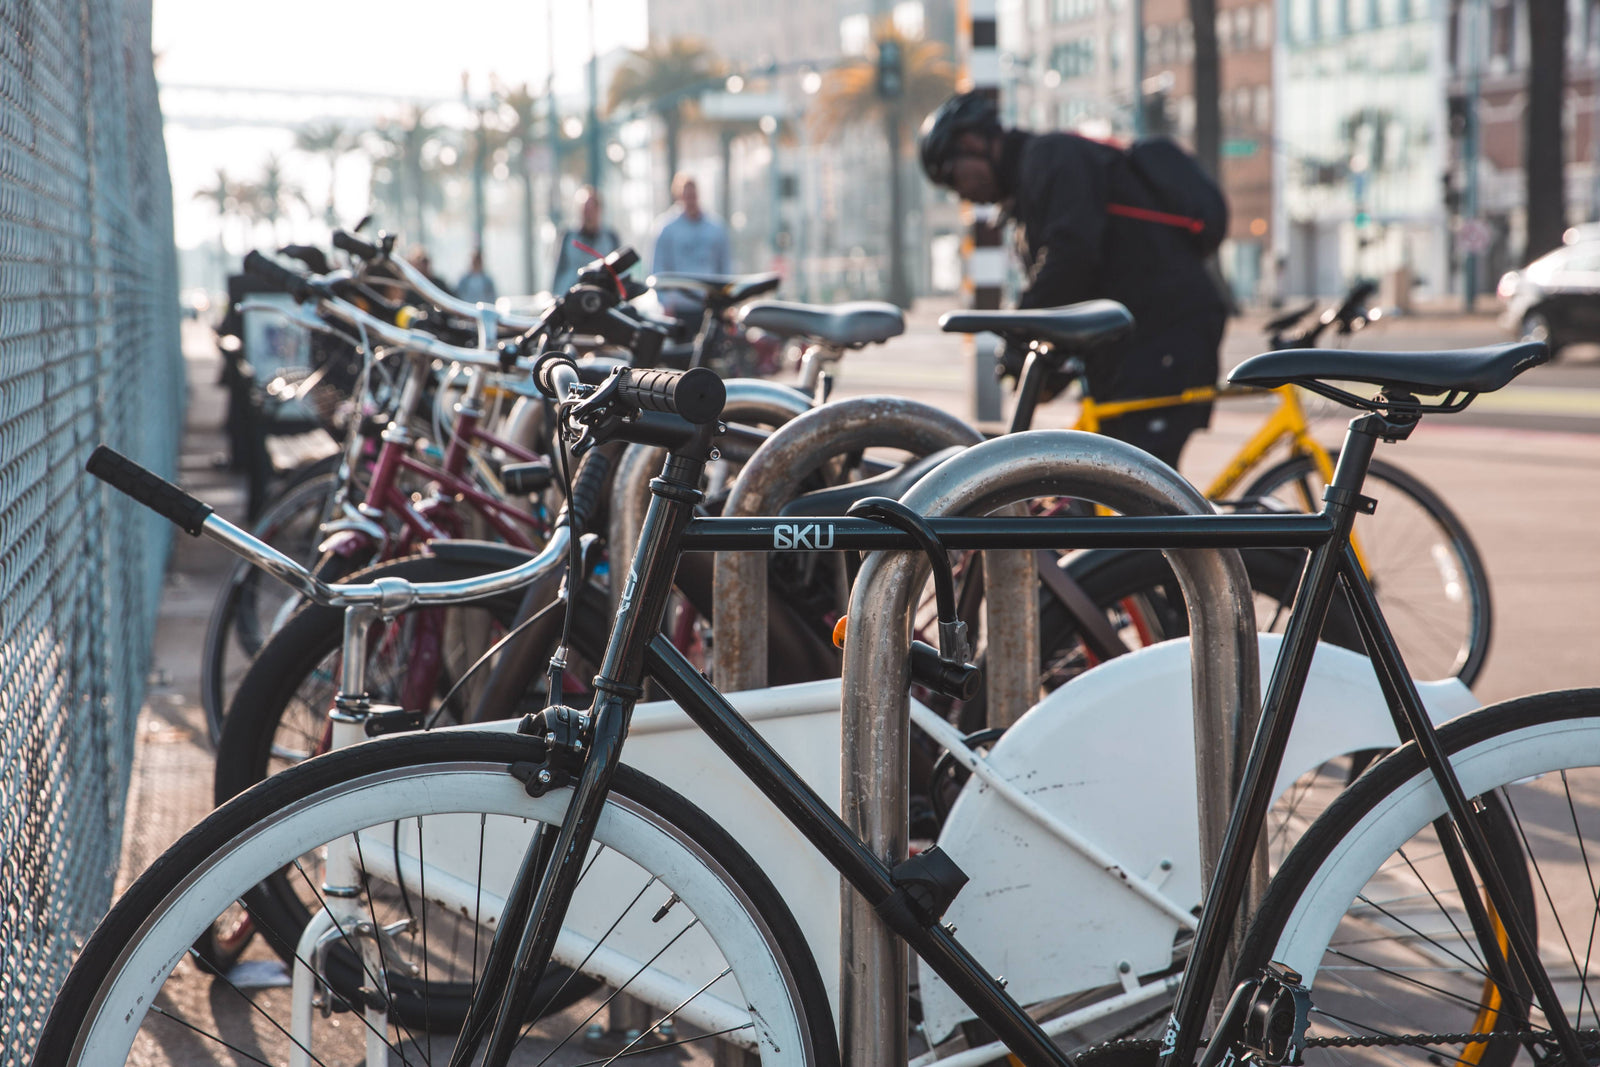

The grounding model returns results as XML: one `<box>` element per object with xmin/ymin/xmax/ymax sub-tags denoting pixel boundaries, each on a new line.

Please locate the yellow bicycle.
<box><xmin>1049</xmin><ymin>289</ymin><xmax>1491</xmax><ymax>687</ymax></box>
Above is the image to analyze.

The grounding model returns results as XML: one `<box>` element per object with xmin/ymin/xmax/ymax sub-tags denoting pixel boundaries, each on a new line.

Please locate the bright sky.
<box><xmin>154</xmin><ymin>0</ymin><xmax>648</xmax><ymax>249</ymax></box>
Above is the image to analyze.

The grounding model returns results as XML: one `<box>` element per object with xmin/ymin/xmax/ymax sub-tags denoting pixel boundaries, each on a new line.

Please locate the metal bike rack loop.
<box><xmin>607</xmin><ymin>379</ymin><xmax>813</xmax><ymax>611</ymax></box>
<box><xmin>839</xmin><ymin>430</ymin><xmax>1260</xmax><ymax>1067</ymax></box>
<box><xmin>711</xmin><ymin>396</ymin><xmax>1017</xmax><ymax>698</ymax></box>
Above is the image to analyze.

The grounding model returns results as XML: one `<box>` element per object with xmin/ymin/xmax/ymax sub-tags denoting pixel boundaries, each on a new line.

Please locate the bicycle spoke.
<box><xmin>597</xmin><ymin>966</ymin><xmax>735</xmax><ymax>1067</ymax></box>
<box><xmin>148</xmin><ymin>1002</ymin><xmax>304</xmax><ymax>1067</ymax></box>
<box><xmin>1501</xmin><ymin>785</ymin><xmax>1600</xmax><ymax>1027</ymax></box>
<box><xmin>1390</xmin><ymin>846</ymin><xmax>1491</xmax><ymax>977</ymax></box>
<box><xmin>514</xmin><ymin>863</ymin><xmax>651</xmax><ymax>1045</ymax></box>
<box><xmin>534</xmin><ymin>916</ymin><xmax>704</xmax><ymax>1067</ymax></box>
<box><xmin>1321</xmin><ymin>946</ymin><xmax>1506</xmax><ymax>1014</ymax></box>
<box><xmin>565</xmin><ymin>1023</ymin><xmax>757</xmax><ymax>1066</ymax></box>
<box><xmin>1560</xmin><ymin>770</ymin><xmax>1600</xmax><ymax>1033</ymax></box>
<box><xmin>292</xmin><ymin>854</ymin><xmax>426</xmax><ymax>1065</ymax></box>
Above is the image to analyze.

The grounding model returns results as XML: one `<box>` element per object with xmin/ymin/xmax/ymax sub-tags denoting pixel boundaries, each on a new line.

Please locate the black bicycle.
<box><xmin>43</xmin><ymin>318</ymin><xmax>1600</xmax><ymax>1067</ymax></box>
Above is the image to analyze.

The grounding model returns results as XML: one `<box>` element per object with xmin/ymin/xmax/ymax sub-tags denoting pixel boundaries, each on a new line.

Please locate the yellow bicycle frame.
<box><xmin>1071</xmin><ymin>382</ymin><xmax>1371</xmax><ymax>569</ymax></box>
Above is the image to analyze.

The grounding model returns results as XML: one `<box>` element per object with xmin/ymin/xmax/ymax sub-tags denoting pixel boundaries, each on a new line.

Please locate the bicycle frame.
<box><xmin>448</xmin><ymin>409</ymin><xmax>1587</xmax><ymax>1067</ymax></box>
<box><xmin>1073</xmin><ymin>383</ymin><xmax>1333</xmax><ymax>500</ymax></box>
<box><xmin>332</xmin><ymin>353</ymin><xmax>546</xmax><ymax>558</ymax></box>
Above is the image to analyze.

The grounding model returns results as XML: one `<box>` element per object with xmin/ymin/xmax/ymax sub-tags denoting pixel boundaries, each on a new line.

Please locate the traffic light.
<box><xmin>1442</xmin><ymin>171</ymin><xmax>1461</xmax><ymax>215</ymax></box>
<box><xmin>876</xmin><ymin>40</ymin><xmax>903</xmax><ymax>99</ymax></box>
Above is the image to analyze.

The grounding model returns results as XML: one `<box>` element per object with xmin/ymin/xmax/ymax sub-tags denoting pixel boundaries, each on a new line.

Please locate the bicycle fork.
<box><xmin>448</xmin><ymin>443</ymin><xmax>712</xmax><ymax>1067</ymax></box>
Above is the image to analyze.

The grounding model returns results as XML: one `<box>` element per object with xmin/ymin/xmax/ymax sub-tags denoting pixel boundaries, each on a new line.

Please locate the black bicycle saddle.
<box><xmin>938</xmin><ymin>299</ymin><xmax>1133</xmax><ymax>352</ymax></box>
<box><xmin>1228</xmin><ymin>341</ymin><xmax>1549</xmax><ymax>396</ymax></box>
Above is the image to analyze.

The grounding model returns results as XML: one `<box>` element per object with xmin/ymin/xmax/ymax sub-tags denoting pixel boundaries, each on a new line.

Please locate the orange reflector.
<box><xmin>832</xmin><ymin>616</ymin><xmax>849</xmax><ymax>648</ymax></box>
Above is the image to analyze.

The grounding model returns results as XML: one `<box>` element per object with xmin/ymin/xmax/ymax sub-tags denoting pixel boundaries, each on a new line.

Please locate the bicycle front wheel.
<box><xmin>1239</xmin><ymin>689</ymin><xmax>1600</xmax><ymax>1067</ymax></box>
<box><xmin>1242</xmin><ymin>454</ymin><xmax>1491</xmax><ymax>686</ymax></box>
<box><xmin>36</xmin><ymin>731</ymin><xmax>838</xmax><ymax>1066</ymax></box>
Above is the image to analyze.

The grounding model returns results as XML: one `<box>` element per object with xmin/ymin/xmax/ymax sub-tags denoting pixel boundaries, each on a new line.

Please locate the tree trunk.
<box><xmin>665</xmin><ymin>110</ymin><xmax>682</xmax><ymax>202</ymax></box>
<box><xmin>721</xmin><ymin>129</ymin><xmax>736</xmax><ymax>222</ymax></box>
<box><xmin>1525</xmin><ymin>0</ymin><xmax>1567</xmax><ymax>263</ymax></box>
<box><xmin>520</xmin><ymin>165</ymin><xmax>538</xmax><ymax>293</ymax></box>
<box><xmin>885</xmin><ymin>108</ymin><xmax>912</xmax><ymax>308</ymax></box>
<box><xmin>1189</xmin><ymin>0</ymin><xmax>1222</xmax><ymax>179</ymax></box>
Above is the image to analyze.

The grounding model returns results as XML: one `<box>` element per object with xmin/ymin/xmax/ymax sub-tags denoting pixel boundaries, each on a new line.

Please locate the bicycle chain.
<box><xmin>1075</xmin><ymin>1028</ymin><xmax>1600</xmax><ymax>1064</ymax></box>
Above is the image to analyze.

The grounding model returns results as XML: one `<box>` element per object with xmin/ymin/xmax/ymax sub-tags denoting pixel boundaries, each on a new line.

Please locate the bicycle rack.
<box><xmin>839</xmin><ymin>430</ymin><xmax>1261</xmax><ymax>1067</ymax></box>
<box><xmin>607</xmin><ymin>379</ymin><xmax>813</xmax><ymax>612</ymax></box>
<box><xmin>710</xmin><ymin>396</ymin><xmax>990</xmax><ymax>696</ymax></box>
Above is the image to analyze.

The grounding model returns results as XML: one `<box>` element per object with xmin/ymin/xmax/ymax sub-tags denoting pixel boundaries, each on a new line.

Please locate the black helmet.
<box><xmin>919</xmin><ymin>92</ymin><xmax>1001</xmax><ymax>186</ymax></box>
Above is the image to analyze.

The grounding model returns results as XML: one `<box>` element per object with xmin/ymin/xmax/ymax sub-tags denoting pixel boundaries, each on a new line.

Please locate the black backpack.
<box><xmin>1107</xmin><ymin>136</ymin><xmax>1229</xmax><ymax>256</ymax></box>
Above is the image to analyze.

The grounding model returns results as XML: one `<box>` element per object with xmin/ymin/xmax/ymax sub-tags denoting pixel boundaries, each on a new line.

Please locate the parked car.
<box><xmin>1498</xmin><ymin>233</ymin><xmax>1600</xmax><ymax>357</ymax></box>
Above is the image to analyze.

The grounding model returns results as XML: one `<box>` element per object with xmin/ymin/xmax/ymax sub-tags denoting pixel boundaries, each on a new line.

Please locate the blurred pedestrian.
<box><xmin>552</xmin><ymin>185</ymin><xmax>622</xmax><ymax>295</ymax></box>
<box><xmin>919</xmin><ymin>92</ymin><xmax>1229</xmax><ymax>468</ymax></box>
<box><xmin>651</xmin><ymin>174</ymin><xmax>730</xmax><ymax>318</ymax></box>
<box><xmin>406</xmin><ymin>246</ymin><xmax>453</xmax><ymax>296</ymax></box>
<box><xmin>456</xmin><ymin>248</ymin><xmax>497</xmax><ymax>304</ymax></box>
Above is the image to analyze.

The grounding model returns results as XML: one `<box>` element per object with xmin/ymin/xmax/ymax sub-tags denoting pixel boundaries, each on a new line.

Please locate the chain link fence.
<box><xmin>0</xmin><ymin>0</ymin><xmax>181</xmax><ymax>1056</ymax></box>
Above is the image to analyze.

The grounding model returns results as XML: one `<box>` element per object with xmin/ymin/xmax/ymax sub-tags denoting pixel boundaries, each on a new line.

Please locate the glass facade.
<box><xmin>1280</xmin><ymin>2</ymin><xmax>1447</xmax><ymax>294</ymax></box>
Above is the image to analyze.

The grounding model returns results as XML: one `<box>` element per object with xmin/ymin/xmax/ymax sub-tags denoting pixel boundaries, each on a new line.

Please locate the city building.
<box><xmin>1141</xmin><ymin>0</ymin><xmax>1275</xmax><ymax>299</ymax></box>
<box><xmin>1274</xmin><ymin>0</ymin><xmax>1450</xmax><ymax>298</ymax></box>
<box><xmin>1445</xmin><ymin>0</ymin><xmax>1600</xmax><ymax>292</ymax></box>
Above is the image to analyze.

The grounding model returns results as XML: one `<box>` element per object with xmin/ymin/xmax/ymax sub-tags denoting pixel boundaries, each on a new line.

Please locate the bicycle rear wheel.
<box><xmin>1239</xmin><ymin>689</ymin><xmax>1600</xmax><ymax>1067</ymax></box>
<box><xmin>1241</xmin><ymin>455</ymin><xmax>1491</xmax><ymax>686</ymax></box>
<box><xmin>36</xmin><ymin>732</ymin><xmax>838</xmax><ymax>1066</ymax></box>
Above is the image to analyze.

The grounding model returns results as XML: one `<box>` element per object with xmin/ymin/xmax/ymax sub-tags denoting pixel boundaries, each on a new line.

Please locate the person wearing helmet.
<box><xmin>919</xmin><ymin>92</ymin><xmax>1228</xmax><ymax>468</ymax></box>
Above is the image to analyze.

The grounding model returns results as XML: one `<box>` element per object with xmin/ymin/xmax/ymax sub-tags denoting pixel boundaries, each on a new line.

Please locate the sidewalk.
<box><xmin>116</xmin><ymin>323</ymin><xmax>247</xmax><ymax>890</ymax></box>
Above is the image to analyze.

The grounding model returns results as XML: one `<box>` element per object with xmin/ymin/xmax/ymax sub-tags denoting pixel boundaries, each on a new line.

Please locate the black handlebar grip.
<box><xmin>607</xmin><ymin>247</ymin><xmax>640</xmax><ymax>275</ymax></box>
<box><xmin>86</xmin><ymin>446</ymin><xmax>213</xmax><ymax>536</ymax></box>
<box><xmin>557</xmin><ymin>445</ymin><xmax>616</xmax><ymax>532</ymax></box>
<box><xmin>332</xmin><ymin>229</ymin><xmax>382</xmax><ymax>261</ymax></box>
<box><xmin>242</xmin><ymin>249</ymin><xmax>311</xmax><ymax>295</ymax></box>
<box><xmin>617</xmin><ymin>366</ymin><xmax>725</xmax><ymax>425</ymax></box>
<box><xmin>534</xmin><ymin>353</ymin><xmax>581</xmax><ymax>401</ymax></box>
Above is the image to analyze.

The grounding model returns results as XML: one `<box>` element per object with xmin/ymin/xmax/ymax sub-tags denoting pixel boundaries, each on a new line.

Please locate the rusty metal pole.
<box><xmin>838</xmin><ymin>430</ymin><xmax>1260</xmax><ymax>1067</ymax></box>
<box><xmin>711</xmin><ymin>396</ymin><xmax>985</xmax><ymax>695</ymax></box>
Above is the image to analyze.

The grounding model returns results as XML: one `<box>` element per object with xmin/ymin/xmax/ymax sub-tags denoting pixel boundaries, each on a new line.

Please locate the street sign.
<box><xmin>1221</xmin><ymin>139</ymin><xmax>1257</xmax><ymax>157</ymax></box>
<box><xmin>1458</xmin><ymin>218</ymin><xmax>1492</xmax><ymax>255</ymax></box>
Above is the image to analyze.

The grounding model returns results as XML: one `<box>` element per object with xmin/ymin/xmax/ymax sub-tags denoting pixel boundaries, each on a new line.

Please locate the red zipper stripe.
<box><xmin>1106</xmin><ymin>202</ymin><xmax>1207</xmax><ymax>234</ymax></box>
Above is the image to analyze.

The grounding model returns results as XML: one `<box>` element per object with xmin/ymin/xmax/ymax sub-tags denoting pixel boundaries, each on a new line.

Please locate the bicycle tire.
<box><xmin>1241</xmin><ymin>454</ymin><xmax>1492</xmax><ymax>687</ymax></box>
<box><xmin>1237</xmin><ymin>689</ymin><xmax>1600</xmax><ymax>1067</ymax></box>
<box><xmin>35</xmin><ymin>732</ymin><xmax>838</xmax><ymax>1066</ymax></box>
<box><xmin>200</xmin><ymin>471</ymin><xmax>346</xmax><ymax>745</ymax></box>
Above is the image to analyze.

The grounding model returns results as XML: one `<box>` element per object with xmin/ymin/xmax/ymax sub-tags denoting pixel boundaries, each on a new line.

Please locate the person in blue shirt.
<box><xmin>651</xmin><ymin>174</ymin><xmax>731</xmax><ymax>318</ymax></box>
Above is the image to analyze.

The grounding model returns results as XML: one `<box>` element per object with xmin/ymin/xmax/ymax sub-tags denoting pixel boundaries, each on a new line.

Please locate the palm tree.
<box><xmin>811</xmin><ymin>24</ymin><xmax>955</xmax><ymax>308</ymax></box>
<box><xmin>607</xmin><ymin>37</ymin><xmax>724</xmax><ymax>197</ymax></box>
<box><xmin>193</xmin><ymin>168</ymin><xmax>245</xmax><ymax>280</ymax></box>
<box><xmin>498</xmin><ymin>83</ymin><xmax>542</xmax><ymax>293</ymax></box>
<box><xmin>294</xmin><ymin>121</ymin><xmax>358</xmax><ymax>225</ymax></box>
<box><xmin>365</xmin><ymin>107</ymin><xmax>443</xmax><ymax>246</ymax></box>
<box><xmin>237</xmin><ymin>156</ymin><xmax>307</xmax><ymax>246</ymax></box>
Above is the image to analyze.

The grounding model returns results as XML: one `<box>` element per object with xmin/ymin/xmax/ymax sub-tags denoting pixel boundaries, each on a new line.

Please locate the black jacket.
<box><xmin>1001</xmin><ymin>130</ymin><xmax>1227</xmax><ymax>400</ymax></box>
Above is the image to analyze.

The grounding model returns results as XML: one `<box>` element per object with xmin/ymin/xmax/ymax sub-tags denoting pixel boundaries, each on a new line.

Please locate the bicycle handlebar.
<box><xmin>87</xmin><ymin>444</ymin><xmax>571</xmax><ymax>610</ymax></box>
<box><xmin>332</xmin><ymin>228</ymin><xmax>381</xmax><ymax>261</ymax></box>
<box><xmin>86</xmin><ymin>446</ymin><xmax>213</xmax><ymax>535</ymax></box>
<box><xmin>616</xmin><ymin>366</ymin><xmax>725</xmax><ymax>424</ymax></box>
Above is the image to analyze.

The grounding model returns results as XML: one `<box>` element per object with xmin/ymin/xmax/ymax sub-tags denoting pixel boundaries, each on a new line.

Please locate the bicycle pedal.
<box><xmin>1241</xmin><ymin>962</ymin><xmax>1312</xmax><ymax>1066</ymax></box>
